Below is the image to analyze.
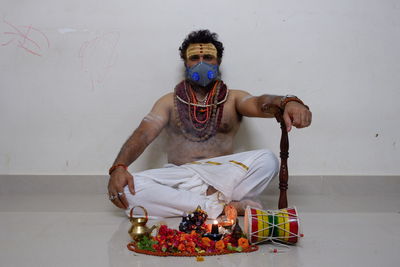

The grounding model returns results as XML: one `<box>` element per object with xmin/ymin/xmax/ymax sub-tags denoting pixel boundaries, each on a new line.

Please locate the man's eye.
<box><xmin>189</xmin><ymin>55</ymin><xmax>200</xmax><ymax>61</ymax></box>
<box><xmin>203</xmin><ymin>55</ymin><xmax>215</xmax><ymax>60</ymax></box>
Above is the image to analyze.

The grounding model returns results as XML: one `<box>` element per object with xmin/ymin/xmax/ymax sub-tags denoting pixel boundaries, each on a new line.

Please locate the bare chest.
<box><xmin>165</xmin><ymin>94</ymin><xmax>241</xmax><ymax>164</ymax></box>
<box><xmin>168</xmin><ymin>94</ymin><xmax>240</xmax><ymax>136</ymax></box>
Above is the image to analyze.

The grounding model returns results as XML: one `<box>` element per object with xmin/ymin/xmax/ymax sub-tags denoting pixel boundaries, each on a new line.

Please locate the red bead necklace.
<box><xmin>189</xmin><ymin>82</ymin><xmax>218</xmax><ymax>124</ymax></box>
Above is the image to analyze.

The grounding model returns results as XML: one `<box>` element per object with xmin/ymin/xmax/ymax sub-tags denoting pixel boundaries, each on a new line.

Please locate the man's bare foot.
<box><xmin>228</xmin><ymin>200</ymin><xmax>263</xmax><ymax>215</ymax></box>
<box><xmin>206</xmin><ymin>186</ymin><xmax>218</xmax><ymax>196</ymax></box>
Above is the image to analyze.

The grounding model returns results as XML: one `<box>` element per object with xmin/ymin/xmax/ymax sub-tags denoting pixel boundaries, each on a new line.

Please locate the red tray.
<box><xmin>127</xmin><ymin>243</ymin><xmax>258</xmax><ymax>257</ymax></box>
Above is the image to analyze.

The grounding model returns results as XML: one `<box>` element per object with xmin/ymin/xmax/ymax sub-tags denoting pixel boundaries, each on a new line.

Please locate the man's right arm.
<box><xmin>107</xmin><ymin>93</ymin><xmax>172</xmax><ymax>209</ymax></box>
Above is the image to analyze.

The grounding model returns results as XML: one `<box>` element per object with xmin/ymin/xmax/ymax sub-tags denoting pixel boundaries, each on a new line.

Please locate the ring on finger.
<box><xmin>109</xmin><ymin>195</ymin><xmax>117</xmax><ymax>201</ymax></box>
<box><xmin>117</xmin><ymin>192</ymin><xmax>124</xmax><ymax>197</ymax></box>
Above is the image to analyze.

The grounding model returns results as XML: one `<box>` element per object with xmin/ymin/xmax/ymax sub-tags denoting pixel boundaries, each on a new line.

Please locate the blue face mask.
<box><xmin>186</xmin><ymin>62</ymin><xmax>219</xmax><ymax>87</ymax></box>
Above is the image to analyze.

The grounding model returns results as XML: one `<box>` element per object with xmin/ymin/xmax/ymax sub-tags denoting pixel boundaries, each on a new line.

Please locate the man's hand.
<box><xmin>283</xmin><ymin>102</ymin><xmax>312</xmax><ymax>132</ymax></box>
<box><xmin>107</xmin><ymin>168</ymin><xmax>135</xmax><ymax>209</ymax></box>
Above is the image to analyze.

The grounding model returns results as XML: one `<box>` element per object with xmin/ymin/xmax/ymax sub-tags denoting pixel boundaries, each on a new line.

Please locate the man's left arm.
<box><xmin>234</xmin><ymin>90</ymin><xmax>312</xmax><ymax>132</ymax></box>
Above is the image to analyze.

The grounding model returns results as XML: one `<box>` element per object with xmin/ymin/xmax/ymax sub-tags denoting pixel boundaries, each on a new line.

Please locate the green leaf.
<box><xmin>136</xmin><ymin>236</ymin><xmax>157</xmax><ymax>251</ymax></box>
<box><xmin>227</xmin><ymin>244</ymin><xmax>243</xmax><ymax>252</ymax></box>
<box><xmin>227</xmin><ymin>244</ymin><xmax>235</xmax><ymax>251</ymax></box>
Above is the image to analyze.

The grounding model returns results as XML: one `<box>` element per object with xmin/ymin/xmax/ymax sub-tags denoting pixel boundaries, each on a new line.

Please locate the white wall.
<box><xmin>1</xmin><ymin>0</ymin><xmax>399</xmax><ymax>175</ymax></box>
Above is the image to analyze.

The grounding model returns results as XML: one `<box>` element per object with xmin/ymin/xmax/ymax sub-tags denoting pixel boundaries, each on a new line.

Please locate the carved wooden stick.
<box><xmin>261</xmin><ymin>104</ymin><xmax>289</xmax><ymax>209</ymax></box>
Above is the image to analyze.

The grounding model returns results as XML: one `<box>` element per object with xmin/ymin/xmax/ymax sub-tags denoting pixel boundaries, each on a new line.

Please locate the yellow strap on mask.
<box><xmin>186</xmin><ymin>43</ymin><xmax>217</xmax><ymax>59</ymax></box>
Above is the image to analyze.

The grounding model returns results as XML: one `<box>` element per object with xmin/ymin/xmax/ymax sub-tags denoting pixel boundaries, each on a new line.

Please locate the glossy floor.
<box><xmin>0</xmin><ymin>176</ymin><xmax>399</xmax><ymax>267</ymax></box>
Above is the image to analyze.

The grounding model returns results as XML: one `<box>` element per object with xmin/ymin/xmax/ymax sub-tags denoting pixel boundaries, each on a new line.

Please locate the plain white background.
<box><xmin>0</xmin><ymin>0</ymin><xmax>399</xmax><ymax>175</ymax></box>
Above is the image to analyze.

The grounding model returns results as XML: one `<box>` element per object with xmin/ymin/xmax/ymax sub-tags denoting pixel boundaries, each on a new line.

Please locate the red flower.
<box><xmin>158</xmin><ymin>225</ymin><xmax>169</xmax><ymax>236</ymax></box>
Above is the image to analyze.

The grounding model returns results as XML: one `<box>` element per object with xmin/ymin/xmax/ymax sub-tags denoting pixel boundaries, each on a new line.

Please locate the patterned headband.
<box><xmin>186</xmin><ymin>43</ymin><xmax>218</xmax><ymax>59</ymax></box>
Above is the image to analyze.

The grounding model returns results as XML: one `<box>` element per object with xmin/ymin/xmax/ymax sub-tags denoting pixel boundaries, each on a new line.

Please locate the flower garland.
<box><xmin>127</xmin><ymin>225</ymin><xmax>258</xmax><ymax>257</ymax></box>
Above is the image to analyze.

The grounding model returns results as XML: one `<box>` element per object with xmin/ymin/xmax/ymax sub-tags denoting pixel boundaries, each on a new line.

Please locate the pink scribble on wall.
<box><xmin>79</xmin><ymin>32</ymin><xmax>119</xmax><ymax>89</ymax></box>
<box><xmin>2</xmin><ymin>19</ymin><xmax>50</xmax><ymax>57</ymax></box>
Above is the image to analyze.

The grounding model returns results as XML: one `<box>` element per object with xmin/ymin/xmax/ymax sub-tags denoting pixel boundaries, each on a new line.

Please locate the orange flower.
<box><xmin>180</xmin><ymin>234</ymin><xmax>188</xmax><ymax>242</ymax></box>
<box><xmin>178</xmin><ymin>243</ymin><xmax>185</xmax><ymax>251</ymax></box>
<box><xmin>215</xmin><ymin>240</ymin><xmax>225</xmax><ymax>251</ymax></box>
<box><xmin>238</xmin><ymin>237</ymin><xmax>249</xmax><ymax>249</ymax></box>
<box><xmin>201</xmin><ymin>237</ymin><xmax>211</xmax><ymax>247</ymax></box>
<box><xmin>186</xmin><ymin>241</ymin><xmax>196</xmax><ymax>248</ymax></box>
<box><xmin>186</xmin><ymin>242</ymin><xmax>195</xmax><ymax>253</ymax></box>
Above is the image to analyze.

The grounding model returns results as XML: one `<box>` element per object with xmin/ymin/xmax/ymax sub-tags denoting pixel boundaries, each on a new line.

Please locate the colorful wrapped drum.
<box><xmin>244</xmin><ymin>206</ymin><xmax>302</xmax><ymax>245</ymax></box>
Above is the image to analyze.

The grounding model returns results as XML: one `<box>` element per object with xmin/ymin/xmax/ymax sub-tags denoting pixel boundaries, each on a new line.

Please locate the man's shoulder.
<box><xmin>152</xmin><ymin>92</ymin><xmax>174</xmax><ymax>110</ymax></box>
<box><xmin>156</xmin><ymin>92</ymin><xmax>174</xmax><ymax>103</ymax></box>
<box><xmin>229</xmin><ymin>89</ymin><xmax>251</xmax><ymax>95</ymax></box>
<box><xmin>159</xmin><ymin>92</ymin><xmax>174</xmax><ymax>100</ymax></box>
<box><xmin>227</xmin><ymin>89</ymin><xmax>253</xmax><ymax>102</ymax></box>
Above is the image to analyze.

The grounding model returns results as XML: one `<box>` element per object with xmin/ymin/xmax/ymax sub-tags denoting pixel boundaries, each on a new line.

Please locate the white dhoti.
<box><xmin>124</xmin><ymin>149</ymin><xmax>279</xmax><ymax>219</ymax></box>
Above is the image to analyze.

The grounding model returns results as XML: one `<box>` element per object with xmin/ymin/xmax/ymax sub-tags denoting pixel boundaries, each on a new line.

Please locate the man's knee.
<box><xmin>254</xmin><ymin>149</ymin><xmax>279</xmax><ymax>179</ymax></box>
<box><xmin>231</xmin><ymin>149</ymin><xmax>279</xmax><ymax>200</ymax></box>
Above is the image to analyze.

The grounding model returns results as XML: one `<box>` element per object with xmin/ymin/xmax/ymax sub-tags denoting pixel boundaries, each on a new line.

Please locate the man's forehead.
<box><xmin>186</xmin><ymin>43</ymin><xmax>217</xmax><ymax>58</ymax></box>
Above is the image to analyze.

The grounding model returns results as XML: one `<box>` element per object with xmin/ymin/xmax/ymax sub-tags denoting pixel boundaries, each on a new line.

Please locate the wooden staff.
<box><xmin>261</xmin><ymin>104</ymin><xmax>289</xmax><ymax>209</ymax></box>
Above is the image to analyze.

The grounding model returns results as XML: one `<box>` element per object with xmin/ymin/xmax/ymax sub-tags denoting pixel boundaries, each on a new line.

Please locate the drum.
<box><xmin>244</xmin><ymin>206</ymin><xmax>302</xmax><ymax>244</ymax></box>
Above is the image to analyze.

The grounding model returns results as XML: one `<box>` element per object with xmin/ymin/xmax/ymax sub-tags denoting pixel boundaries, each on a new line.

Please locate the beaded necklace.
<box><xmin>174</xmin><ymin>80</ymin><xmax>228</xmax><ymax>142</ymax></box>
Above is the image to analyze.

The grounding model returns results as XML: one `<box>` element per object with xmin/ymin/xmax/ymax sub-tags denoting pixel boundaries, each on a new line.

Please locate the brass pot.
<box><xmin>128</xmin><ymin>206</ymin><xmax>156</xmax><ymax>242</ymax></box>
